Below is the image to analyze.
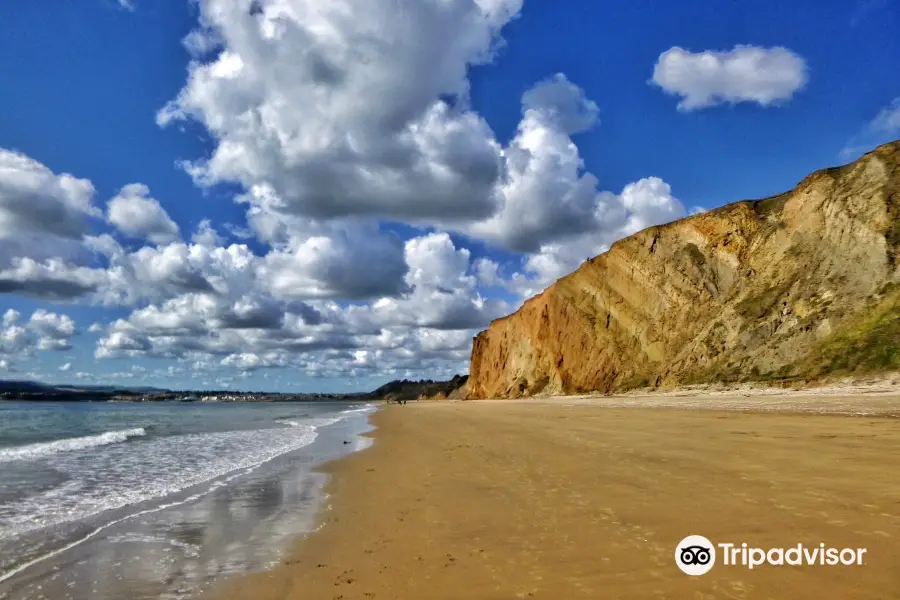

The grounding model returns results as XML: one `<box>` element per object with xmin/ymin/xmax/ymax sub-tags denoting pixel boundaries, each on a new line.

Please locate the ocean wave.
<box><xmin>274</xmin><ymin>417</ymin><xmax>319</xmax><ymax>428</ymax></box>
<box><xmin>340</xmin><ymin>404</ymin><xmax>377</xmax><ymax>415</ymax></box>
<box><xmin>0</xmin><ymin>428</ymin><xmax>147</xmax><ymax>463</ymax></box>
<box><xmin>277</xmin><ymin>413</ymin><xmax>310</xmax><ymax>420</ymax></box>
<box><xmin>274</xmin><ymin>405</ymin><xmax>375</xmax><ymax>430</ymax></box>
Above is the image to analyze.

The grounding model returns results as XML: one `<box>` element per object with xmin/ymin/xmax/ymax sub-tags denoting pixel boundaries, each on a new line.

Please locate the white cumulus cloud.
<box><xmin>465</xmin><ymin>74</ymin><xmax>614</xmax><ymax>252</ymax></box>
<box><xmin>91</xmin><ymin>231</ymin><xmax>504</xmax><ymax>378</ymax></box>
<box><xmin>0</xmin><ymin>309</ymin><xmax>78</xmax><ymax>358</ymax></box>
<box><xmin>651</xmin><ymin>45</ymin><xmax>808</xmax><ymax>111</ymax></box>
<box><xmin>157</xmin><ymin>0</ymin><xmax>524</xmax><ymax>225</ymax></box>
<box><xmin>107</xmin><ymin>183</ymin><xmax>181</xmax><ymax>244</ymax></box>
<box><xmin>0</xmin><ymin>148</ymin><xmax>100</xmax><ymax>278</ymax></box>
<box><xmin>0</xmin><ymin>149</ymin><xmax>98</xmax><ymax>240</ymax></box>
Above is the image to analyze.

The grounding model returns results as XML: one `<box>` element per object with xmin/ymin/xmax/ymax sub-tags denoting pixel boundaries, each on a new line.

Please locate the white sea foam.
<box><xmin>274</xmin><ymin>419</ymin><xmax>312</xmax><ymax>429</ymax></box>
<box><xmin>0</xmin><ymin>427</ymin><xmax>320</xmax><ymax>541</ymax></box>
<box><xmin>340</xmin><ymin>404</ymin><xmax>377</xmax><ymax>415</ymax></box>
<box><xmin>0</xmin><ymin>428</ymin><xmax>147</xmax><ymax>463</ymax></box>
<box><xmin>277</xmin><ymin>405</ymin><xmax>375</xmax><ymax>429</ymax></box>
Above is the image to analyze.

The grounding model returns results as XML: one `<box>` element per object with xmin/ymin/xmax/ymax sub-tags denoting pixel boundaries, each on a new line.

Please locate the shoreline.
<box><xmin>202</xmin><ymin>407</ymin><xmax>391</xmax><ymax>600</ymax></box>
<box><xmin>0</xmin><ymin>402</ymin><xmax>376</xmax><ymax>600</ymax></box>
<box><xmin>208</xmin><ymin>395</ymin><xmax>900</xmax><ymax>600</ymax></box>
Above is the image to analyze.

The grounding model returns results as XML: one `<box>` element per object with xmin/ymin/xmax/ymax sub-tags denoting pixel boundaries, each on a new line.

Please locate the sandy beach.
<box><xmin>209</xmin><ymin>394</ymin><xmax>900</xmax><ymax>600</ymax></box>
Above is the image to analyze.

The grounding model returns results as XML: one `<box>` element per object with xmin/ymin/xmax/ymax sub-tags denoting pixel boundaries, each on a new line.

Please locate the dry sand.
<box><xmin>210</xmin><ymin>395</ymin><xmax>900</xmax><ymax>599</ymax></box>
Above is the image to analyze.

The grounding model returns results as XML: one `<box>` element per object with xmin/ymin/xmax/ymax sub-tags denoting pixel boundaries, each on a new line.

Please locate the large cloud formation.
<box><xmin>158</xmin><ymin>0</ymin><xmax>521</xmax><ymax>224</ymax></box>
<box><xmin>0</xmin><ymin>0</ymin><xmax>691</xmax><ymax>385</ymax></box>
<box><xmin>160</xmin><ymin>1</ymin><xmax>684</xmax><ymax>253</ymax></box>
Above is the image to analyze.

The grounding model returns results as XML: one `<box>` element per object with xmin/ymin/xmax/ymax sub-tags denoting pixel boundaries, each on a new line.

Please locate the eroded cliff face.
<box><xmin>468</xmin><ymin>141</ymin><xmax>900</xmax><ymax>398</ymax></box>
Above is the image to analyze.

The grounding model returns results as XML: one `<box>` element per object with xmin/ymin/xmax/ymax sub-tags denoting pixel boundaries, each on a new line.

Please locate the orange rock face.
<box><xmin>468</xmin><ymin>141</ymin><xmax>900</xmax><ymax>398</ymax></box>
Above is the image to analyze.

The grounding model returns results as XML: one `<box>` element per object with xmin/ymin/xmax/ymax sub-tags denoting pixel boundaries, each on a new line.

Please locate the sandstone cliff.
<box><xmin>468</xmin><ymin>141</ymin><xmax>900</xmax><ymax>398</ymax></box>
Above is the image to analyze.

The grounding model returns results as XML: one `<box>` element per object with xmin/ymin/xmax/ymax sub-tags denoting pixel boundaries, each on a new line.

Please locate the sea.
<box><xmin>0</xmin><ymin>400</ymin><xmax>377</xmax><ymax>600</ymax></box>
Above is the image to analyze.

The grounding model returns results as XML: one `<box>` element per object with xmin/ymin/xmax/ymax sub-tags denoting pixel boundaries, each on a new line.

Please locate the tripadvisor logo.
<box><xmin>676</xmin><ymin>535</ymin><xmax>716</xmax><ymax>576</ymax></box>
<box><xmin>675</xmin><ymin>535</ymin><xmax>867</xmax><ymax>576</ymax></box>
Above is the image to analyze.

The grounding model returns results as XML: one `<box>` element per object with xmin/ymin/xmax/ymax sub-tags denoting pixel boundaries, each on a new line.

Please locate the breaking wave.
<box><xmin>0</xmin><ymin>428</ymin><xmax>147</xmax><ymax>463</ymax></box>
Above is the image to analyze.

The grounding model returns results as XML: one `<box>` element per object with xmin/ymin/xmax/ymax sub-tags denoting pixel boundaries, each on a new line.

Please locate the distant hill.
<box><xmin>53</xmin><ymin>384</ymin><xmax>168</xmax><ymax>393</ymax></box>
<box><xmin>0</xmin><ymin>380</ymin><xmax>169</xmax><ymax>398</ymax></box>
<box><xmin>364</xmin><ymin>375</ymin><xmax>469</xmax><ymax>402</ymax></box>
<box><xmin>0</xmin><ymin>380</ymin><xmax>50</xmax><ymax>392</ymax></box>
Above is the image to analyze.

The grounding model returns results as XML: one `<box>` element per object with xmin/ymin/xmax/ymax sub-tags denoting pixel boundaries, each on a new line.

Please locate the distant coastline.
<box><xmin>0</xmin><ymin>375</ymin><xmax>468</xmax><ymax>403</ymax></box>
<box><xmin>0</xmin><ymin>381</ymin><xmax>359</xmax><ymax>403</ymax></box>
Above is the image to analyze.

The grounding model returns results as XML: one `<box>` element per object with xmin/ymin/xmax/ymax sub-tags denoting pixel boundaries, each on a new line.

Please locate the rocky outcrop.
<box><xmin>468</xmin><ymin>141</ymin><xmax>900</xmax><ymax>398</ymax></box>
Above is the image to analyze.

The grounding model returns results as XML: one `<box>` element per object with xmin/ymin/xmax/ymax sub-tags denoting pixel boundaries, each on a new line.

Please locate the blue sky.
<box><xmin>0</xmin><ymin>0</ymin><xmax>898</xmax><ymax>393</ymax></box>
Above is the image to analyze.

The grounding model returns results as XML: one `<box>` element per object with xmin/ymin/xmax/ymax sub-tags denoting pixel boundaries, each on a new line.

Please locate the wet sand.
<box><xmin>210</xmin><ymin>396</ymin><xmax>900</xmax><ymax>599</ymax></box>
